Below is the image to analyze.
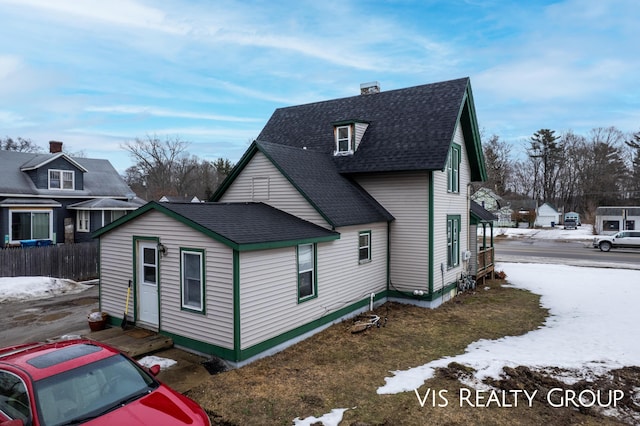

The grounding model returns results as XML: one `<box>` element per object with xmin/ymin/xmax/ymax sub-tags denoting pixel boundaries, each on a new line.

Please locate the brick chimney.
<box><xmin>360</xmin><ymin>81</ymin><xmax>380</xmax><ymax>95</ymax></box>
<box><xmin>49</xmin><ymin>141</ymin><xmax>63</xmax><ymax>153</ymax></box>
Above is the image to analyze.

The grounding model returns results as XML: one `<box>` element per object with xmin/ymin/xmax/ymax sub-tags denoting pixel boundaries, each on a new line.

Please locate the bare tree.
<box><xmin>121</xmin><ymin>135</ymin><xmax>190</xmax><ymax>200</ymax></box>
<box><xmin>1</xmin><ymin>137</ymin><xmax>42</xmax><ymax>152</ymax></box>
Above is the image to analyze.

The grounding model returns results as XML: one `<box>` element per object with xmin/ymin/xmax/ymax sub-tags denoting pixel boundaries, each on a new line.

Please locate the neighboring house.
<box><xmin>563</xmin><ymin>211</ymin><xmax>581</xmax><ymax>226</ymax></box>
<box><xmin>534</xmin><ymin>202</ymin><xmax>561</xmax><ymax>227</ymax></box>
<box><xmin>508</xmin><ymin>199</ymin><xmax>537</xmax><ymax>227</ymax></box>
<box><xmin>159</xmin><ymin>195</ymin><xmax>201</xmax><ymax>203</ymax></box>
<box><xmin>471</xmin><ymin>188</ymin><xmax>512</xmax><ymax>226</ymax></box>
<box><xmin>594</xmin><ymin>206</ymin><xmax>640</xmax><ymax>234</ymax></box>
<box><xmin>94</xmin><ymin>78</ymin><xmax>487</xmax><ymax>366</ymax></box>
<box><xmin>0</xmin><ymin>141</ymin><xmax>143</xmax><ymax>248</ymax></box>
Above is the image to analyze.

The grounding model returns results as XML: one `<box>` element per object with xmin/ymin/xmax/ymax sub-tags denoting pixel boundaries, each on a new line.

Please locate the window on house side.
<box><xmin>447</xmin><ymin>216</ymin><xmax>461</xmax><ymax>268</ymax></box>
<box><xmin>447</xmin><ymin>145</ymin><xmax>460</xmax><ymax>193</ymax></box>
<box><xmin>181</xmin><ymin>249</ymin><xmax>205</xmax><ymax>312</ymax></box>
<box><xmin>49</xmin><ymin>169</ymin><xmax>74</xmax><ymax>190</ymax></box>
<box><xmin>77</xmin><ymin>210</ymin><xmax>90</xmax><ymax>232</ymax></box>
<box><xmin>336</xmin><ymin>125</ymin><xmax>352</xmax><ymax>154</ymax></box>
<box><xmin>297</xmin><ymin>243</ymin><xmax>316</xmax><ymax>301</ymax></box>
<box><xmin>10</xmin><ymin>211</ymin><xmax>51</xmax><ymax>241</ymax></box>
<box><xmin>358</xmin><ymin>231</ymin><xmax>371</xmax><ymax>263</ymax></box>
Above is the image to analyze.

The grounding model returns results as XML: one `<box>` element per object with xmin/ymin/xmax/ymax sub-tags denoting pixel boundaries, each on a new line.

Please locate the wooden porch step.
<box><xmin>85</xmin><ymin>326</ymin><xmax>173</xmax><ymax>358</ymax></box>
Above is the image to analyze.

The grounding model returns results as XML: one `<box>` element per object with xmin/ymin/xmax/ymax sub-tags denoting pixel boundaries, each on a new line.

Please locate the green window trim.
<box><xmin>447</xmin><ymin>144</ymin><xmax>461</xmax><ymax>193</ymax></box>
<box><xmin>447</xmin><ymin>215</ymin><xmax>461</xmax><ymax>268</ymax></box>
<box><xmin>180</xmin><ymin>247</ymin><xmax>206</xmax><ymax>315</ymax></box>
<box><xmin>358</xmin><ymin>230</ymin><xmax>371</xmax><ymax>264</ymax></box>
<box><xmin>297</xmin><ymin>243</ymin><xmax>317</xmax><ymax>303</ymax></box>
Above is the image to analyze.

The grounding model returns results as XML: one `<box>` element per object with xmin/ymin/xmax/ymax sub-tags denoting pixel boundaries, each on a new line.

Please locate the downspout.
<box><xmin>428</xmin><ymin>171</ymin><xmax>434</xmax><ymax>295</ymax></box>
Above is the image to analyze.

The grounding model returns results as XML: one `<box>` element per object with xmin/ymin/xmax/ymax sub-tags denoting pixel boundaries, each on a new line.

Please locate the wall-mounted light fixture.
<box><xmin>157</xmin><ymin>242</ymin><xmax>168</xmax><ymax>256</ymax></box>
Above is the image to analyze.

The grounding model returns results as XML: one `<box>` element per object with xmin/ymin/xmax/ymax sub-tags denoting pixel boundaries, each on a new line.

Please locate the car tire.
<box><xmin>599</xmin><ymin>241</ymin><xmax>612</xmax><ymax>252</ymax></box>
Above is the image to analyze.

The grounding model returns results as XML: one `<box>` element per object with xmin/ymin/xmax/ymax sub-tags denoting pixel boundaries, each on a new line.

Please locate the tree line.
<box><xmin>1</xmin><ymin>135</ymin><xmax>235</xmax><ymax>202</ymax></box>
<box><xmin>479</xmin><ymin>127</ymin><xmax>640</xmax><ymax>222</ymax></box>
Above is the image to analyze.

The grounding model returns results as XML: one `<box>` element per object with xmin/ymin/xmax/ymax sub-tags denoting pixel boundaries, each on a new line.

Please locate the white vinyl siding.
<box><xmin>432</xmin><ymin>123</ymin><xmax>470</xmax><ymax>290</ymax></box>
<box><xmin>219</xmin><ymin>152</ymin><xmax>330</xmax><ymax>228</ymax></box>
<box><xmin>99</xmin><ymin>210</ymin><xmax>234</xmax><ymax>349</ymax></box>
<box><xmin>239</xmin><ymin>223</ymin><xmax>387</xmax><ymax>349</ymax></box>
<box><xmin>355</xmin><ymin>172</ymin><xmax>430</xmax><ymax>293</ymax></box>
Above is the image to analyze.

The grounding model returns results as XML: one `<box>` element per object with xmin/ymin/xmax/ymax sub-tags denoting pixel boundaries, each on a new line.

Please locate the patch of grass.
<box><xmin>188</xmin><ymin>279</ymin><xmax>622</xmax><ymax>425</ymax></box>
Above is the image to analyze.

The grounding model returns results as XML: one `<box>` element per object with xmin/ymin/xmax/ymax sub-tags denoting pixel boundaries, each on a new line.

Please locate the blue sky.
<box><xmin>1</xmin><ymin>0</ymin><xmax>638</xmax><ymax>173</ymax></box>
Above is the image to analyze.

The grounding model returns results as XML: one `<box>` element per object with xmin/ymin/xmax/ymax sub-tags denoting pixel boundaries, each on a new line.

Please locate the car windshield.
<box><xmin>33</xmin><ymin>354</ymin><xmax>158</xmax><ymax>425</ymax></box>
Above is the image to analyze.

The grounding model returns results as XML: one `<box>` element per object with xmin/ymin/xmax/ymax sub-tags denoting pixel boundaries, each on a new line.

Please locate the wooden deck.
<box><xmin>85</xmin><ymin>326</ymin><xmax>173</xmax><ymax>358</ymax></box>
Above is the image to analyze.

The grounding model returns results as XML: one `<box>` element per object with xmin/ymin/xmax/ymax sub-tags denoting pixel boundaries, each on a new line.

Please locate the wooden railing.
<box><xmin>476</xmin><ymin>247</ymin><xmax>495</xmax><ymax>282</ymax></box>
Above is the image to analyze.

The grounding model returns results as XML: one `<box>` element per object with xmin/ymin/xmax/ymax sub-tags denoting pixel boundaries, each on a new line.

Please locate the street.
<box><xmin>494</xmin><ymin>238</ymin><xmax>640</xmax><ymax>269</ymax></box>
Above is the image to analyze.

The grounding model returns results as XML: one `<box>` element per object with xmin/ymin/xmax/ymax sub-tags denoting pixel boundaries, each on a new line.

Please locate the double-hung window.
<box><xmin>447</xmin><ymin>215</ymin><xmax>461</xmax><ymax>268</ymax></box>
<box><xmin>297</xmin><ymin>243</ymin><xmax>316</xmax><ymax>301</ymax></box>
<box><xmin>181</xmin><ymin>249</ymin><xmax>205</xmax><ymax>313</ymax></box>
<box><xmin>447</xmin><ymin>144</ymin><xmax>461</xmax><ymax>193</ymax></box>
<box><xmin>49</xmin><ymin>169</ymin><xmax>74</xmax><ymax>190</ymax></box>
<box><xmin>335</xmin><ymin>125</ymin><xmax>353</xmax><ymax>154</ymax></box>
<box><xmin>77</xmin><ymin>210</ymin><xmax>90</xmax><ymax>232</ymax></box>
<box><xmin>358</xmin><ymin>231</ymin><xmax>371</xmax><ymax>263</ymax></box>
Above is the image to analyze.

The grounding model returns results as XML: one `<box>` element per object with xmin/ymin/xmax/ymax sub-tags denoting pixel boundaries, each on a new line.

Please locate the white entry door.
<box><xmin>138</xmin><ymin>241</ymin><xmax>159</xmax><ymax>326</ymax></box>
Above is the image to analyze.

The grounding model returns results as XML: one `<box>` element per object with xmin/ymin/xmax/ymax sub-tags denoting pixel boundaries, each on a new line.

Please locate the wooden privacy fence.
<box><xmin>0</xmin><ymin>241</ymin><xmax>99</xmax><ymax>281</ymax></box>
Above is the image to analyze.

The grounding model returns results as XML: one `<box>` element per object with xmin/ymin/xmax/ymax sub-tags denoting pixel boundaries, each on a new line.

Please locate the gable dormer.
<box><xmin>20</xmin><ymin>153</ymin><xmax>88</xmax><ymax>191</ymax></box>
<box><xmin>332</xmin><ymin>120</ymin><xmax>369</xmax><ymax>156</ymax></box>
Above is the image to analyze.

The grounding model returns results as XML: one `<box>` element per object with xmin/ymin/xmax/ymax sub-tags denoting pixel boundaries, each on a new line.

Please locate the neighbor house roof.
<box><xmin>67</xmin><ymin>198</ymin><xmax>145</xmax><ymax>210</ymax></box>
<box><xmin>595</xmin><ymin>206</ymin><xmax>640</xmax><ymax>216</ymax></box>
<box><xmin>93</xmin><ymin>201</ymin><xmax>340</xmax><ymax>251</ymax></box>
<box><xmin>470</xmin><ymin>200</ymin><xmax>497</xmax><ymax>223</ymax></box>
<box><xmin>214</xmin><ymin>141</ymin><xmax>394</xmax><ymax>228</ymax></box>
<box><xmin>0</xmin><ymin>150</ymin><xmax>136</xmax><ymax>199</ymax></box>
<box><xmin>255</xmin><ymin>77</ymin><xmax>486</xmax><ymax>180</ymax></box>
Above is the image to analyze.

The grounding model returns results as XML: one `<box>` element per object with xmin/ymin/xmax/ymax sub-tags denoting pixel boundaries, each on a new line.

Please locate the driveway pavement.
<box><xmin>0</xmin><ymin>284</ymin><xmax>99</xmax><ymax>346</ymax></box>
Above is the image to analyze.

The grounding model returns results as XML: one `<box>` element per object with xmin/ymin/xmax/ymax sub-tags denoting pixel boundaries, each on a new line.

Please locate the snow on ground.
<box><xmin>491</xmin><ymin>224</ymin><xmax>595</xmax><ymax>240</ymax></box>
<box><xmin>378</xmin><ymin>262</ymin><xmax>640</xmax><ymax>393</ymax></box>
<box><xmin>0</xmin><ymin>276</ymin><xmax>93</xmax><ymax>302</ymax></box>
<box><xmin>296</xmin><ymin>226</ymin><xmax>640</xmax><ymax>425</ymax></box>
<box><xmin>137</xmin><ymin>355</ymin><xmax>178</xmax><ymax>370</ymax></box>
<box><xmin>2</xmin><ymin>228</ymin><xmax>638</xmax><ymax>424</ymax></box>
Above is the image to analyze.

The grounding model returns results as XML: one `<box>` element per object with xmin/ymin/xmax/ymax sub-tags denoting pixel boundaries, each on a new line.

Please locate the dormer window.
<box><xmin>336</xmin><ymin>125</ymin><xmax>353</xmax><ymax>154</ymax></box>
<box><xmin>333</xmin><ymin>120</ymin><xmax>369</xmax><ymax>156</ymax></box>
<box><xmin>49</xmin><ymin>169</ymin><xmax>74</xmax><ymax>190</ymax></box>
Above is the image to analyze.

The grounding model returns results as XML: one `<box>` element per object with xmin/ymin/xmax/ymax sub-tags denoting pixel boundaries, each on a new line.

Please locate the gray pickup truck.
<box><xmin>593</xmin><ymin>231</ymin><xmax>640</xmax><ymax>252</ymax></box>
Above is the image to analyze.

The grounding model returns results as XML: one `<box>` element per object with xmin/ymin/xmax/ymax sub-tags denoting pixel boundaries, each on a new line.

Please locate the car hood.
<box><xmin>87</xmin><ymin>384</ymin><xmax>209</xmax><ymax>425</ymax></box>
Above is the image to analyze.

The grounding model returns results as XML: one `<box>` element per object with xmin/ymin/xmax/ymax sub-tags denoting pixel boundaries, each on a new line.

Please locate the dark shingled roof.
<box><xmin>94</xmin><ymin>201</ymin><xmax>339</xmax><ymax>249</ymax></box>
<box><xmin>256</xmin><ymin>141</ymin><xmax>394</xmax><ymax>227</ymax></box>
<box><xmin>470</xmin><ymin>200</ymin><xmax>496</xmax><ymax>222</ymax></box>
<box><xmin>257</xmin><ymin>77</ymin><xmax>471</xmax><ymax>174</ymax></box>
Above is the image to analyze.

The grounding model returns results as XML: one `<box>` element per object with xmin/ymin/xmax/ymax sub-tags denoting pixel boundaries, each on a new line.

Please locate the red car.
<box><xmin>0</xmin><ymin>339</ymin><xmax>210</xmax><ymax>425</ymax></box>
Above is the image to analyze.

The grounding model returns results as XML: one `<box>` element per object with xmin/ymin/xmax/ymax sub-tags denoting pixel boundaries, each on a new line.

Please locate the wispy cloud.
<box><xmin>85</xmin><ymin>105</ymin><xmax>262</xmax><ymax>123</ymax></box>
